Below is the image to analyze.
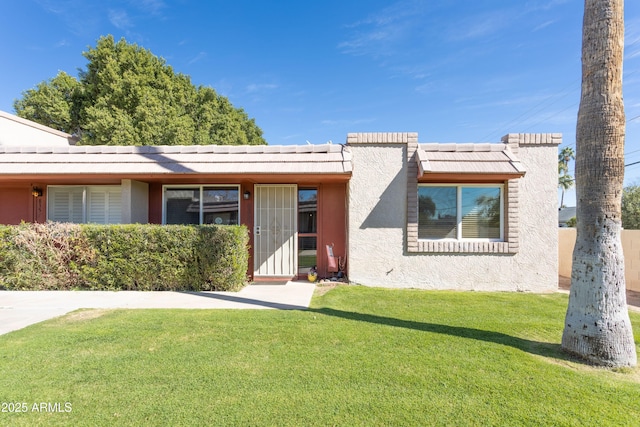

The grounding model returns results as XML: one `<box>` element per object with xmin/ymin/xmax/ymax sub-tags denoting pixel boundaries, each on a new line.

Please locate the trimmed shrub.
<box><xmin>0</xmin><ymin>222</ymin><xmax>249</xmax><ymax>291</ymax></box>
<box><xmin>0</xmin><ymin>223</ymin><xmax>94</xmax><ymax>290</ymax></box>
<box><xmin>195</xmin><ymin>225</ymin><xmax>249</xmax><ymax>291</ymax></box>
<box><xmin>80</xmin><ymin>224</ymin><xmax>198</xmax><ymax>290</ymax></box>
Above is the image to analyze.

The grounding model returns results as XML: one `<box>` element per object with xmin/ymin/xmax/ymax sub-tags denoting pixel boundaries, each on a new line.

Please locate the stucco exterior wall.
<box><xmin>121</xmin><ymin>179</ymin><xmax>149</xmax><ymax>224</ymax></box>
<box><xmin>347</xmin><ymin>141</ymin><xmax>408</xmax><ymax>288</ymax></box>
<box><xmin>347</xmin><ymin>132</ymin><xmax>560</xmax><ymax>291</ymax></box>
<box><xmin>0</xmin><ymin>111</ymin><xmax>75</xmax><ymax>147</ymax></box>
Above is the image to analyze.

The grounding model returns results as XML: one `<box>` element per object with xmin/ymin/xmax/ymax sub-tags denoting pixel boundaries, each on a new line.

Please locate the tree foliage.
<box><xmin>558</xmin><ymin>146</ymin><xmax>575</xmax><ymax>175</ymax></box>
<box><xmin>558</xmin><ymin>146</ymin><xmax>575</xmax><ymax>208</ymax></box>
<box><xmin>475</xmin><ymin>194</ymin><xmax>500</xmax><ymax>228</ymax></box>
<box><xmin>14</xmin><ymin>35</ymin><xmax>266</xmax><ymax>146</ymax></box>
<box><xmin>622</xmin><ymin>185</ymin><xmax>640</xmax><ymax>229</ymax></box>
<box><xmin>13</xmin><ymin>71</ymin><xmax>81</xmax><ymax>134</ymax></box>
<box><xmin>418</xmin><ymin>195</ymin><xmax>436</xmax><ymax>217</ymax></box>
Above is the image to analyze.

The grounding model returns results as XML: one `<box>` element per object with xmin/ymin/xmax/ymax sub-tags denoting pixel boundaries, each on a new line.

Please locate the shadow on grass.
<box><xmin>179</xmin><ymin>291</ymin><xmax>307</xmax><ymax>310</ymax></box>
<box><xmin>312</xmin><ymin>307</ymin><xmax>572</xmax><ymax>361</ymax></box>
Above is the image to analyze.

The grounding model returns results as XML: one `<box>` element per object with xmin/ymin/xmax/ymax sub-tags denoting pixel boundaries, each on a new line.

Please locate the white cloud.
<box><xmin>625</xmin><ymin>18</ymin><xmax>640</xmax><ymax>60</ymax></box>
<box><xmin>532</xmin><ymin>20</ymin><xmax>555</xmax><ymax>32</ymax></box>
<box><xmin>187</xmin><ymin>51</ymin><xmax>207</xmax><ymax>65</ymax></box>
<box><xmin>321</xmin><ymin>118</ymin><xmax>376</xmax><ymax>126</ymax></box>
<box><xmin>337</xmin><ymin>30</ymin><xmax>394</xmax><ymax>55</ymax></box>
<box><xmin>445</xmin><ymin>9</ymin><xmax>515</xmax><ymax>42</ymax></box>
<box><xmin>283</xmin><ymin>133</ymin><xmax>304</xmax><ymax>140</ymax></box>
<box><xmin>338</xmin><ymin>0</ymin><xmax>427</xmax><ymax>57</ymax></box>
<box><xmin>245</xmin><ymin>83</ymin><xmax>278</xmax><ymax>93</ymax></box>
<box><xmin>525</xmin><ymin>0</ymin><xmax>571</xmax><ymax>12</ymax></box>
<box><xmin>132</xmin><ymin>0</ymin><xmax>166</xmax><ymax>16</ymax></box>
<box><xmin>35</xmin><ymin>0</ymin><xmax>101</xmax><ymax>36</ymax></box>
<box><xmin>108</xmin><ymin>9</ymin><xmax>133</xmax><ymax>30</ymax></box>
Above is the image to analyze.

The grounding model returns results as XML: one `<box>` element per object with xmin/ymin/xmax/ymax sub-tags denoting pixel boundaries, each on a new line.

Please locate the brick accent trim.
<box><xmin>406</xmin><ymin>134</ymin><xmax>537</xmax><ymax>255</ymax></box>
<box><xmin>348</xmin><ymin>132</ymin><xmax>552</xmax><ymax>255</ymax></box>
<box><xmin>347</xmin><ymin>132</ymin><xmax>418</xmax><ymax>144</ymax></box>
<box><xmin>413</xmin><ymin>241</ymin><xmax>512</xmax><ymax>253</ymax></box>
<box><xmin>406</xmin><ymin>135</ymin><xmax>420</xmax><ymax>252</ymax></box>
<box><xmin>506</xmin><ymin>178</ymin><xmax>520</xmax><ymax>253</ymax></box>
<box><xmin>501</xmin><ymin>133</ymin><xmax>561</xmax><ymax>147</ymax></box>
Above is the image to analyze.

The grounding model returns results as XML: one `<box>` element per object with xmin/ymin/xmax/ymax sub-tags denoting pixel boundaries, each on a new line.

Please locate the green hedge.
<box><xmin>0</xmin><ymin>223</ymin><xmax>249</xmax><ymax>291</ymax></box>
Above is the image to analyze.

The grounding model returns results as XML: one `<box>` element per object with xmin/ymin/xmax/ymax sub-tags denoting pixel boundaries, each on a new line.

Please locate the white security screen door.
<box><xmin>254</xmin><ymin>185</ymin><xmax>297</xmax><ymax>277</ymax></box>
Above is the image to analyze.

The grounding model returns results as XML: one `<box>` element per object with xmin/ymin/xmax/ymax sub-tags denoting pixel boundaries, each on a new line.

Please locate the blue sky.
<box><xmin>1</xmin><ymin>0</ymin><xmax>640</xmax><ymax>206</ymax></box>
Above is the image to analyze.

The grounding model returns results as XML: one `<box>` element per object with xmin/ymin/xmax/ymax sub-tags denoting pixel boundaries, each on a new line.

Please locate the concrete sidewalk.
<box><xmin>0</xmin><ymin>282</ymin><xmax>316</xmax><ymax>336</ymax></box>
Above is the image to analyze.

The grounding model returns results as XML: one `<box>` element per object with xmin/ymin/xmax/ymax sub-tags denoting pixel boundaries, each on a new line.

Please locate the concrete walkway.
<box><xmin>0</xmin><ymin>282</ymin><xmax>316</xmax><ymax>336</ymax></box>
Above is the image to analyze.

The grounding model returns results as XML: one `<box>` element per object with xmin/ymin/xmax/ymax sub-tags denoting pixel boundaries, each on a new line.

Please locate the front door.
<box><xmin>253</xmin><ymin>185</ymin><xmax>297</xmax><ymax>277</ymax></box>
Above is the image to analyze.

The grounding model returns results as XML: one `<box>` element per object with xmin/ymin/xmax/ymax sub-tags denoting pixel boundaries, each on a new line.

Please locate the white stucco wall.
<box><xmin>347</xmin><ymin>133</ymin><xmax>560</xmax><ymax>292</ymax></box>
<box><xmin>0</xmin><ymin>111</ymin><xmax>75</xmax><ymax>146</ymax></box>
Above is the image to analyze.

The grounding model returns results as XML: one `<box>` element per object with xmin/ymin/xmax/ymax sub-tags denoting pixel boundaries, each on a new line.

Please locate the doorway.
<box><xmin>253</xmin><ymin>185</ymin><xmax>297</xmax><ymax>277</ymax></box>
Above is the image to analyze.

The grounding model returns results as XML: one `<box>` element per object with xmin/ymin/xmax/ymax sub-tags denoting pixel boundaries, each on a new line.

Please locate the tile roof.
<box><xmin>0</xmin><ymin>144</ymin><xmax>352</xmax><ymax>175</ymax></box>
<box><xmin>416</xmin><ymin>143</ymin><xmax>525</xmax><ymax>177</ymax></box>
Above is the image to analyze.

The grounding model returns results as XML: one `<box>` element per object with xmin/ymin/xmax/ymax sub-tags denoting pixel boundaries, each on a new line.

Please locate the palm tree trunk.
<box><xmin>561</xmin><ymin>0</ymin><xmax>636</xmax><ymax>367</ymax></box>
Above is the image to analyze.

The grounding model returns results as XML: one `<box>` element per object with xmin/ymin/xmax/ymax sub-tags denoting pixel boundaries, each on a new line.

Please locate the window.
<box><xmin>47</xmin><ymin>186</ymin><xmax>122</xmax><ymax>224</ymax></box>
<box><xmin>298</xmin><ymin>188</ymin><xmax>317</xmax><ymax>275</ymax></box>
<box><xmin>418</xmin><ymin>184</ymin><xmax>503</xmax><ymax>240</ymax></box>
<box><xmin>163</xmin><ymin>185</ymin><xmax>239</xmax><ymax>225</ymax></box>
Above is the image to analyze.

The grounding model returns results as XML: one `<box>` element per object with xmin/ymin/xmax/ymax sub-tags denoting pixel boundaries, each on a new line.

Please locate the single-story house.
<box><xmin>0</xmin><ymin>111</ymin><xmax>560</xmax><ymax>291</ymax></box>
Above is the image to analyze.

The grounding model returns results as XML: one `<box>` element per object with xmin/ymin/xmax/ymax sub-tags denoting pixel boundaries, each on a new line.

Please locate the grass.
<box><xmin>0</xmin><ymin>286</ymin><xmax>639</xmax><ymax>426</ymax></box>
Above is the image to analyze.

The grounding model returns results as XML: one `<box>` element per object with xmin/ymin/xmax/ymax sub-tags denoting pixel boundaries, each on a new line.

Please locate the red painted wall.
<box><xmin>0</xmin><ymin>179</ymin><xmax>349</xmax><ymax>281</ymax></box>
<box><xmin>0</xmin><ymin>185</ymin><xmax>45</xmax><ymax>224</ymax></box>
<box><xmin>318</xmin><ymin>183</ymin><xmax>348</xmax><ymax>278</ymax></box>
<box><xmin>148</xmin><ymin>183</ymin><xmax>163</xmax><ymax>224</ymax></box>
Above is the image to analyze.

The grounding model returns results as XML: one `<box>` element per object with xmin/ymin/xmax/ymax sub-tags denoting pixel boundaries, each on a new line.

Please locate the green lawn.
<box><xmin>0</xmin><ymin>286</ymin><xmax>639</xmax><ymax>426</ymax></box>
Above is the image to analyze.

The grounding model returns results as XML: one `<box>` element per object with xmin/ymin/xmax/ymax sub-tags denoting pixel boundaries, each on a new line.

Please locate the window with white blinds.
<box><xmin>47</xmin><ymin>186</ymin><xmax>122</xmax><ymax>224</ymax></box>
<box><xmin>418</xmin><ymin>184</ymin><xmax>503</xmax><ymax>241</ymax></box>
<box><xmin>87</xmin><ymin>187</ymin><xmax>122</xmax><ymax>224</ymax></box>
<box><xmin>48</xmin><ymin>187</ymin><xmax>85</xmax><ymax>223</ymax></box>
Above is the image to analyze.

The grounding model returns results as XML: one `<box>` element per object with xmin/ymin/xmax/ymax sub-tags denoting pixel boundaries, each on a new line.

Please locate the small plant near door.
<box><xmin>307</xmin><ymin>266</ymin><xmax>318</xmax><ymax>282</ymax></box>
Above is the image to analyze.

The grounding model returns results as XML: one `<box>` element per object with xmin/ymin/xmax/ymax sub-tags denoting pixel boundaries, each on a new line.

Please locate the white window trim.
<box><xmin>162</xmin><ymin>184</ymin><xmax>241</xmax><ymax>225</ymax></box>
<box><xmin>47</xmin><ymin>185</ymin><xmax>121</xmax><ymax>224</ymax></box>
<box><xmin>418</xmin><ymin>183</ymin><xmax>504</xmax><ymax>242</ymax></box>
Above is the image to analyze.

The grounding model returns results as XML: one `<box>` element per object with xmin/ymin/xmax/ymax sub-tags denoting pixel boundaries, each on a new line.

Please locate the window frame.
<box><xmin>162</xmin><ymin>184</ymin><xmax>241</xmax><ymax>225</ymax></box>
<box><xmin>417</xmin><ymin>183</ymin><xmax>504</xmax><ymax>242</ymax></box>
<box><xmin>297</xmin><ymin>187</ymin><xmax>318</xmax><ymax>276</ymax></box>
<box><xmin>47</xmin><ymin>185</ymin><xmax>122</xmax><ymax>224</ymax></box>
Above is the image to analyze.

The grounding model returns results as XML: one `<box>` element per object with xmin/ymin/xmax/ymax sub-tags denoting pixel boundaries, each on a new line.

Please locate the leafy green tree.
<box><xmin>14</xmin><ymin>35</ymin><xmax>266</xmax><ymax>146</ymax></box>
<box><xmin>13</xmin><ymin>71</ymin><xmax>82</xmax><ymax>134</ymax></box>
<box><xmin>622</xmin><ymin>185</ymin><xmax>640</xmax><ymax>229</ymax></box>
